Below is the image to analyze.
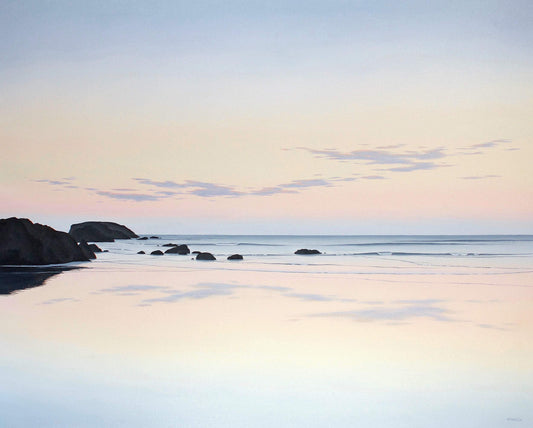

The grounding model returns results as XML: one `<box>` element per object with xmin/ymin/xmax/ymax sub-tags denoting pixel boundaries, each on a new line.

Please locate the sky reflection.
<box><xmin>310</xmin><ymin>302</ymin><xmax>453</xmax><ymax>322</ymax></box>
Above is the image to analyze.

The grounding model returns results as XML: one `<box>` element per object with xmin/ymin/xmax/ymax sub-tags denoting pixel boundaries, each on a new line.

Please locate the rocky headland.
<box><xmin>69</xmin><ymin>221</ymin><xmax>138</xmax><ymax>242</ymax></box>
<box><xmin>0</xmin><ymin>217</ymin><xmax>95</xmax><ymax>265</ymax></box>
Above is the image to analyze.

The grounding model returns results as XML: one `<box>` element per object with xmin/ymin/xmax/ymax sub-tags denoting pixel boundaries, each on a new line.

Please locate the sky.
<box><xmin>1</xmin><ymin>0</ymin><xmax>532</xmax><ymax>234</ymax></box>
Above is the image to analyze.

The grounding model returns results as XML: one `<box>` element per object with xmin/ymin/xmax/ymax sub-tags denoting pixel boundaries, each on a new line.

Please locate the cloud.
<box><xmin>35</xmin><ymin>179</ymin><xmax>73</xmax><ymax>186</ymax></box>
<box><xmin>34</xmin><ymin>138</ymin><xmax>514</xmax><ymax>203</ymax></box>
<box><xmin>384</xmin><ymin>162</ymin><xmax>446</xmax><ymax>172</ymax></box>
<box><xmin>133</xmin><ymin>178</ymin><xmax>184</xmax><ymax>189</ymax></box>
<box><xmin>460</xmin><ymin>175</ymin><xmax>501</xmax><ymax>180</ymax></box>
<box><xmin>295</xmin><ymin>146</ymin><xmax>450</xmax><ymax>173</ymax></box>
<box><xmin>133</xmin><ymin>176</ymin><xmax>338</xmax><ymax>199</ymax></box>
<box><xmin>362</xmin><ymin>175</ymin><xmax>386</xmax><ymax>180</ymax></box>
<box><xmin>250</xmin><ymin>186</ymin><xmax>297</xmax><ymax>196</ymax></box>
<box><xmin>281</xmin><ymin>178</ymin><xmax>331</xmax><ymax>189</ymax></box>
<box><xmin>457</xmin><ymin>139</ymin><xmax>515</xmax><ymax>155</ymax></box>
<box><xmin>464</xmin><ymin>139</ymin><xmax>511</xmax><ymax>150</ymax></box>
<box><xmin>295</xmin><ymin>139</ymin><xmax>515</xmax><ymax>176</ymax></box>
<box><xmin>297</xmin><ymin>146</ymin><xmax>447</xmax><ymax>165</ymax></box>
<box><xmin>186</xmin><ymin>181</ymin><xmax>243</xmax><ymax>197</ymax></box>
<box><xmin>95</xmin><ymin>191</ymin><xmax>161</xmax><ymax>201</ymax></box>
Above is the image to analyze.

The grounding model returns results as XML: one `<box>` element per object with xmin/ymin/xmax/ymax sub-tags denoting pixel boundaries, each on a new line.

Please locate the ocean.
<box><xmin>1</xmin><ymin>235</ymin><xmax>532</xmax><ymax>427</ymax></box>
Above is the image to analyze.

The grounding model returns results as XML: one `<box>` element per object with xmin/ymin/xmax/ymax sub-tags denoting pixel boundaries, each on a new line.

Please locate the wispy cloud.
<box><xmin>96</xmin><ymin>191</ymin><xmax>161</xmax><ymax>202</ymax></box>
<box><xmin>295</xmin><ymin>146</ymin><xmax>450</xmax><ymax>173</ymax></box>
<box><xmin>384</xmin><ymin>162</ymin><xmax>448</xmax><ymax>172</ymax></box>
<box><xmin>294</xmin><ymin>138</ymin><xmax>516</xmax><ymax>178</ymax></box>
<box><xmin>297</xmin><ymin>146</ymin><xmax>447</xmax><ymax>165</ymax></box>
<box><xmin>35</xmin><ymin>179</ymin><xmax>74</xmax><ymax>186</ymax></box>
<box><xmin>460</xmin><ymin>175</ymin><xmax>501</xmax><ymax>180</ymax></box>
<box><xmin>457</xmin><ymin>139</ymin><xmax>513</xmax><ymax>155</ymax></box>
<box><xmin>461</xmin><ymin>139</ymin><xmax>511</xmax><ymax>150</ymax></box>
<box><xmin>33</xmin><ymin>138</ymin><xmax>516</xmax><ymax>202</ymax></box>
<box><xmin>361</xmin><ymin>175</ymin><xmax>386</xmax><ymax>180</ymax></box>
<box><xmin>133</xmin><ymin>176</ymin><xmax>337</xmax><ymax>199</ymax></box>
<box><xmin>186</xmin><ymin>181</ymin><xmax>243</xmax><ymax>197</ymax></box>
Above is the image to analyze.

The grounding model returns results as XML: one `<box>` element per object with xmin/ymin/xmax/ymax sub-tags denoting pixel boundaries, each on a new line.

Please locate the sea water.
<box><xmin>1</xmin><ymin>235</ymin><xmax>532</xmax><ymax>427</ymax></box>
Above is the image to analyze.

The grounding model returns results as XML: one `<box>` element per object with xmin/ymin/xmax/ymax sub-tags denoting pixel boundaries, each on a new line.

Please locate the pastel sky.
<box><xmin>1</xmin><ymin>1</ymin><xmax>532</xmax><ymax>234</ymax></box>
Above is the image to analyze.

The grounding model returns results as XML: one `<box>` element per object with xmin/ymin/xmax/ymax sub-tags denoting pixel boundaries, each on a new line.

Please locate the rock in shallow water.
<box><xmin>88</xmin><ymin>243</ymin><xmax>102</xmax><ymax>252</ymax></box>
<box><xmin>0</xmin><ymin>217</ymin><xmax>93</xmax><ymax>265</ymax></box>
<box><xmin>151</xmin><ymin>250</ymin><xmax>164</xmax><ymax>256</ymax></box>
<box><xmin>295</xmin><ymin>249</ymin><xmax>321</xmax><ymax>255</ymax></box>
<box><xmin>196</xmin><ymin>252</ymin><xmax>216</xmax><ymax>261</ymax></box>
<box><xmin>164</xmin><ymin>244</ymin><xmax>190</xmax><ymax>255</ymax></box>
<box><xmin>227</xmin><ymin>254</ymin><xmax>243</xmax><ymax>260</ymax></box>
<box><xmin>78</xmin><ymin>240</ymin><xmax>97</xmax><ymax>260</ymax></box>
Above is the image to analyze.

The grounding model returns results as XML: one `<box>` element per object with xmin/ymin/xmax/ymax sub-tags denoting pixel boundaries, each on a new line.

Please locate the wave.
<box><xmin>237</xmin><ymin>243</ymin><xmax>283</xmax><ymax>246</ymax></box>
<box><xmin>218</xmin><ymin>252</ymin><xmax>522</xmax><ymax>257</ymax></box>
<box><xmin>345</xmin><ymin>252</ymin><xmax>516</xmax><ymax>257</ymax></box>
<box><xmin>326</xmin><ymin>242</ymin><xmax>465</xmax><ymax>247</ymax></box>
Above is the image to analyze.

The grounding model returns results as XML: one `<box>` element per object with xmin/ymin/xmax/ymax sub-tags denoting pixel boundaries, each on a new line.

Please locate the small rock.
<box><xmin>227</xmin><ymin>254</ymin><xmax>243</xmax><ymax>260</ymax></box>
<box><xmin>150</xmin><ymin>236</ymin><xmax>160</xmax><ymax>239</ymax></box>
<box><xmin>138</xmin><ymin>237</ymin><xmax>148</xmax><ymax>240</ymax></box>
<box><xmin>78</xmin><ymin>240</ymin><xmax>97</xmax><ymax>260</ymax></box>
<box><xmin>295</xmin><ymin>249</ymin><xmax>321</xmax><ymax>255</ymax></box>
<box><xmin>192</xmin><ymin>251</ymin><xmax>201</xmax><ymax>254</ymax></box>
<box><xmin>88</xmin><ymin>243</ymin><xmax>102</xmax><ymax>252</ymax></box>
<box><xmin>137</xmin><ymin>251</ymin><xmax>145</xmax><ymax>254</ymax></box>
<box><xmin>196</xmin><ymin>252</ymin><xmax>216</xmax><ymax>261</ymax></box>
<box><xmin>162</xmin><ymin>243</ymin><xmax>177</xmax><ymax>247</ymax></box>
<box><xmin>150</xmin><ymin>250</ymin><xmax>164</xmax><ymax>256</ymax></box>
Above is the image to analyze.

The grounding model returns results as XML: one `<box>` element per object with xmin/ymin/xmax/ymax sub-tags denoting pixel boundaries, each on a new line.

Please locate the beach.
<box><xmin>1</xmin><ymin>235</ymin><xmax>532</xmax><ymax>427</ymax></box>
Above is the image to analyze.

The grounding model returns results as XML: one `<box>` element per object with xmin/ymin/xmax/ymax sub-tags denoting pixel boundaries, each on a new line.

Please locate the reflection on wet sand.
<box><xmin>0</xmin><ymin>266</ymin><xmax>81</xmax><ymax>295</ymax></box>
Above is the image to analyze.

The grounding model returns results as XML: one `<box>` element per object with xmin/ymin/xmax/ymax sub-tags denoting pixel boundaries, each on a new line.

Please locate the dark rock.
<box><xmin>150</xmin><ymin>236</ymin><xmax>160</xmax><ymax>239</ymax></box>
<box><xmin>103</xmin><ymin>250</ymin><xmax>109</xmax><ymax>253</ymax></box>
<box><xmin>88</xmin><ymin>243</ymin><xmax>102</xmax><ymax>252</ymax></box>
<box><xmin>69</xmin><ymin>221</ymin><xmax>138</xmax><ymax>242</ymax></box>
<box><xmin>196</xmin><ymin>252</ymin><xmax>216</xmax><ymax>261</ymax></box>
<box><xmin>164</xmin><ymin>244</ymin><xmax>190</xmax><ymax>255</ymax></box>
<box><xmin>227</xmin><ymin>254</ymin><xmax>243</xmax><ymax>260</ymax></box>
<box><xmin>138</xmin><ymin>237</ymin><xmax>148</xmax><ymax>240</ymax></box>
<box><xmin>137</xmin><ymin>251</ymin><xmax>145</xmax><ymax>254</ymax></box>
<box><xmin>192</xmin><ymin>251</ymin><xmax>201</xmax><ymax>254</ymax></box>
<box><xmin>0</xmin><ymin>217</ymin><xmax>92</xmax><ymax>265</ymax></box>
<box><xmin>150</xmin><ymin>250</ymin><xmax>164</xmax><ymax>256</ymax></box>
<box><xmin>295</xmin><ymin>249</ymin><xmax>321</xmax><ymax>255</ymax></box>
<box><xmin>78</xmin><ymin>240</ymin><xmax>97</xmax><ymax>260</ymax></box>
<box><xmin>162</xmin><ymin>243</ymin><xmax>178</xmax><ymax>247</ymax></box>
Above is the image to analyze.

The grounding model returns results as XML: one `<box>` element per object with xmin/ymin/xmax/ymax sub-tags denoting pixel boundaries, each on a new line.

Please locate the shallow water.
<box><xmin>1</xmin><ymin>235</ymin><xmax>532</xmax><ymax>427</ymax></box>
